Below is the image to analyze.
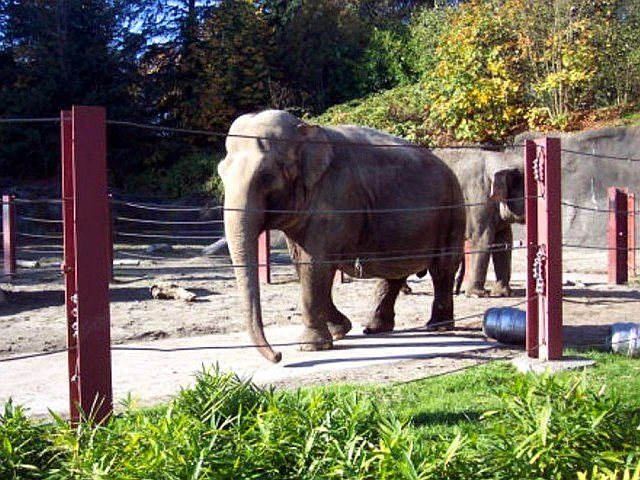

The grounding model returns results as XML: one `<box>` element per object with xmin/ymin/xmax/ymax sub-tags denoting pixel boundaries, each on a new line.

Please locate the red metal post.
<box><xmin>536</xmin><ymin>138</ymin><xmax>563</xmax><ymax>360</ymax></box>
<box><xmin>2</xmin><ymin>194</ymin><xmax>16</xmax><ymax>277</ymax></box>
<box><xmin>524</xmin><ymin>140</ymin><xmax>539</xmax><ymax>358</ymax></box>
<box><xmin>61</xmin><ymin>110</ymin><xmax>80</xmax><ymax>421</ymax></box>
<box><xmin>258</xmin><ymin>230</ymin><xmax>271</xmax><ymax>283</ymax></box>
<box><xmin>628</xmin><ymin>193</ymin><xmax>636</xmax><ymax>278</ymax></box>
<box><xmin>607</xmin><ymin>187</ymin><xmax>628</xmax><ymax>284</ymax></box>
<box><xmin>69</xmin><ymin>106</ymin><xmax>113</xmax><ymax>423</ymax></box>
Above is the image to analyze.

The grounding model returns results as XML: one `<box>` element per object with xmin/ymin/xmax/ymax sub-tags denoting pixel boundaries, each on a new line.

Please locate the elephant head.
<box><xmin>490</xmin><ymin>168</ymin><xmax>525</xmax><ymax>223</ymax></box>
<box><xmin>217</xmin><ymin>110</ymin><xmax>332</xmax><ymax>363</ymax></box>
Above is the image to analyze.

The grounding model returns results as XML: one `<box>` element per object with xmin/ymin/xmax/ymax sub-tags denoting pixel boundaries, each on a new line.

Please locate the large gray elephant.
<box><xmin>218</xmin><ymin>110</ymin><xmax>466</xmax><ymax>363</ymax></box>
<box><xmin>435</xmin><ymin>148</ymin><xmax>525</xmax><ymax>297</ymax></box>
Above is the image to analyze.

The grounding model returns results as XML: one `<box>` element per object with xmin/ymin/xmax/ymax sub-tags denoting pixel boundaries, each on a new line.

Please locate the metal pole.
<box><xmin>607</xmin><ymin>187</ymin><xmax>628</xmax><ymax>285</ymax></box>
<box><xmin>628</xmin><ymin>193</ymin><xmax>636</xmax><ymax>278</ymax></box>
<box><xmin>2</xmin><ymin>194</ymin><xmax>16</xmax><ymax>277</ymax></box>
<box><xmin>535</xmin><ymin>137</ymin><xmax>563</xmax><ymax>361</ymax></box>
<box><xmin>258</xmin><ymin>230</ymin><xmax>271</xmax><ymax>283</ymax></box>
<box><xmin>69</xmin><ymin>106</ymin><xmax>113</xmax><ymax>423</ymax></box>
<box><xmin>524</xmin><ymin>140</ymin><xmax>539</xmax><ymax>358</ymax></box>
<box><xmin>61</xmin><ymin>109</ymin><xmax>81</xmax><ymax>422</ymax></box>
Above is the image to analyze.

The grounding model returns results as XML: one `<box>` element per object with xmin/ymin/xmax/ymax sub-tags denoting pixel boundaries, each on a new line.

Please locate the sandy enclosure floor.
<box><xmin>1</xmin><ymin>244</ymin><xmax>638</xmax><ymax>387</ymax></box>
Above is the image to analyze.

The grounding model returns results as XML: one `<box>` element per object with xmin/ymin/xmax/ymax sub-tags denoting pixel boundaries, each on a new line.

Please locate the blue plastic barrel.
<box><xmin>483</xmin><ymin>307</ymin><xmax>526</xmax><ymax>346</ymax></box>
<box><xmin>609</xmin><ymin>323</ymin><xmax>639</xmax><ymax>357</ymax></box>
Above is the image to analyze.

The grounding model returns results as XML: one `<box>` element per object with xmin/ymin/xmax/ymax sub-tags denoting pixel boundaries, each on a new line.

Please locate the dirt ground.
<box><xmin>1</xmin><ymin>245</ymin><xmax>638</xmax><ymax>388</ymax></box>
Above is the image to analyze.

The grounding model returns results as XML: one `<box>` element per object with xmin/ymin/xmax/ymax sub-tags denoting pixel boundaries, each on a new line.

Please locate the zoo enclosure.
<box><xmin>1</xmin><ymin>106</ymin><xmax>639</xmax><ymax>424</ymax></box>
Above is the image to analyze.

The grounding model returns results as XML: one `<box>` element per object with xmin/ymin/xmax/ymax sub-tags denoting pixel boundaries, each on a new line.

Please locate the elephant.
<box><xmin>218</xmin><ymin>110</ymin><xmax>466</xmax><ymax>363</ymax></box>
<box><xmin>434</xmin><ymin>148</ymin><xmax>525</xmax><ymax>297</ymax></box>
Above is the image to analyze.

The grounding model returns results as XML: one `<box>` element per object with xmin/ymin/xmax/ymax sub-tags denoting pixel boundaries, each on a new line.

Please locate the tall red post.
<box><xmin>607</xmin><ymin>187</ymin><xmax>628</xmax><ymax>285</ymax></box>
<box><xmin>525</xmin><ymin>138</ymin><xmax>563</xmax><ymax>361</ymax></box>
<box><xmin>2</xmin><ymin>194</ymin><xmax>16</xmax><ymax>277</ymax></box>
<box><xmin>628</xmin><ymin>193</ymin><xmax>636</xmax><ymax>278</ymax></box>
<box><xmin>61</xmin><ymin>110</ymin><xmax>80</xmax><ymax>421</ymax></box>
<box><xmin>64</xmin><ymin>106</ymin><xmax>113</xmax><ymax>424</ymax></box>
<box><xmin>258</xmin><ymin>230</ymin><xmax>271</xmax><ymax>283</ymax></box>
<box><xmin>524</xmin><ymin>140</ymin><xmax>539</xmax><ymax>358</ymax></box>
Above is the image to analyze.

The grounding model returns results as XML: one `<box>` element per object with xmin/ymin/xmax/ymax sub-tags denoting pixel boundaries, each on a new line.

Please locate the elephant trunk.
<box><xmin>224</xmin><ymin>196</ymin><xmax>282</xmax><ymax>363</ymax></box>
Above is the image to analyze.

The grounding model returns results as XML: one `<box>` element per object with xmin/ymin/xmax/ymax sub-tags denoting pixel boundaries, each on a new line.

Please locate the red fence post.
<box><xmin>524</xmin><ymin>140</ymin><xmax>539</xmax><ymax>358</ymax></box>
<box><xmin>628</xmin><ymin>193</ymin><xmax>636</xmax><ymax>278</ymax></box>
<box><xmin>525</xmin><ymin>138</ymin><xmax>563</xmax><ymax>361</ymax></box>
<box><xmin>61</xmin><ymin>109</ymin><xmax>80</xmax><ymax>421</ymax></box>
<box><xmin>64</xmin><ymin>106</ymin><xmax>113</xmax><ymax>424</ymax></box>
<box><xmin>2</xmin><ymin>194</ymin><xmax>16</xmax><ymax>277</ymax></box>
<box><xmin>608</xmin><ymin>187</ymin><xmax>628</xmax><ymax>285</ymax></box>
<box><xmin>258</xmin><ymin>230</ymin><xmax>271</xmax><ymax>283</ymax></box>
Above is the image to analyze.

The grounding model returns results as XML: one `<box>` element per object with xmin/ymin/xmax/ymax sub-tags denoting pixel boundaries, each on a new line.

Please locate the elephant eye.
<box><xmin>259</xmin><ymin>171</ymin><xmax>276</xmax><ymax>186</ymax></box>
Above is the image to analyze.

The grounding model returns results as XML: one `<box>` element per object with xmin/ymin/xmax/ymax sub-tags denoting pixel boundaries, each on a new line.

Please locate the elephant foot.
<box><xmin>362</xmin><ymin>314</ymin><xmax>395</xmax><ymax>335</ymax></box>
<box><xmin>299</xmin><ymin>326</ymin><xmax>333</xmax><ymax>351</ymax></box>
<box><xmin>328</xmin><ymin>312</ymin><xmax>352</xmax><ymax>340</ymax></box>
<box><xmin>465</xmin><ymin>286</ymin><xmax>489</xmax><ymax>298</ymax></box>
<box><xmin>400</xmin><ymin>282</ymin><xmax>413</xmax><ymax>295</ymax></box>
<box><xmin>491</xmin><ymin>282</ymin><xmax>512</xmax><ymax>297</ymax></box>
<box><xmin>425</xmin><ymin>318</ymin><xmax>455</xmax><ymax>332</ymax></box>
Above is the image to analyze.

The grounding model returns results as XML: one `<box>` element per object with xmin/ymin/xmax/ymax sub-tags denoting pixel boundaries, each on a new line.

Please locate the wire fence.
<box><xmin>1</xmin><ymin>115</ymin><xmax>638</xmax><ymax>381</ymax></box>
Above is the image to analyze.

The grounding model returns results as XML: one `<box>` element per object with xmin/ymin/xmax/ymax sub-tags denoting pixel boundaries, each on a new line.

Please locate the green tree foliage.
<box><xmin>319</xmin><ymin>0</ymin><xmax>640</xmax><ymax>144</ymax></box>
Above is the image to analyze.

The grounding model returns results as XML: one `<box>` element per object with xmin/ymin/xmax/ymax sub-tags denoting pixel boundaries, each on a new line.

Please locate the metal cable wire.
<box><xmin>0</xmin><ymin>117</ymin><xmax>60</xmax><ymax>124</ymax></box>
<box><xmin>563</xmin><ymin>243</ymin><xmax>640</xmax><ymax>251</ymax></box>
<box><xmin>115</xmin><ymin>231</ymin><xmax>219</xmax><ymax>241</ymax></box>
<box><xmin>561</xmin><ymin>148</ymin><xmax>640</xmax><ymax>163</ymax></box>
<box><xmin>12</xmin><ymin>198</ymin><xmax>63</xmax><ymax>205</ymax></box>
<box><xmin>0</xmin><ymin>298</ymin><xmax>532</xmax><ymax>364</ymax></box>
<box><xmin>110</xmin><ymin>199</ymin><xmax>219</xmax><ymax>212</ymax></box>
<box><xmin>115</xmin><ymin>216</ymin><xmax>223</xmax><ymax>225</ymax></box>
<box><xmin>17</xmin><ymin>232</ymin><xmax>63</xmax><ymax>240</ymax></box>
<box><xmin>107</xmin><ymin>119</ymin><xmax>521</xmax><ymax>151</ymax></box>
<box><xmin>17</xmin><ymin>216</ymin><xmax>63</xmax><ymax>224</ymax></box>
<box><xmin>561</xmin><ymin>201</ymin><xmax>640</xmax><ymax>215</ymax></box>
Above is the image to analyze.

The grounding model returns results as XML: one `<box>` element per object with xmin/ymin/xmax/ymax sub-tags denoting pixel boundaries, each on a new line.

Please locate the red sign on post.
<box><xmin>62</xmin><ymin>107</ymin><xmax>113</xmax><ymax>424</ymax></box>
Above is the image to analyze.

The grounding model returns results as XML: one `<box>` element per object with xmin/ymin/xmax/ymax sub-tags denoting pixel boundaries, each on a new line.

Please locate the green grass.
<box><xmin>2</xmin><ymin>355</ymin><xmax>640</xmax><ymax>479</ymax></box>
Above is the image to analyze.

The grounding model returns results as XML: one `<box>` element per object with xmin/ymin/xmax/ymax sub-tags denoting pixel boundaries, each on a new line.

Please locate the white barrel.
<box><xmin>609</xmin><ymin>323</ymin><xmax>640</xmax><ymax>357</ymax></box>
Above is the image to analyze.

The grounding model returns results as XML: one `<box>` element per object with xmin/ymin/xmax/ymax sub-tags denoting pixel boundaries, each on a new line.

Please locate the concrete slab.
<box><xmin>0</xmin><ymin>326</ymin><xmax>495</xmax><ymax>418</ymax></box>
<box><xmin>511</xmin><ymin>355</ymin><xmax>596</xmax><ymax>374</ymax></box>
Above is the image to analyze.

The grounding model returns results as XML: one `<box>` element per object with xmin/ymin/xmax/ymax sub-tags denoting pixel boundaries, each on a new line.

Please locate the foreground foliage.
<box><xmin>1</xmin><ymin>358</ymin><xmax>639</xmax><ymax>479</ymax></box>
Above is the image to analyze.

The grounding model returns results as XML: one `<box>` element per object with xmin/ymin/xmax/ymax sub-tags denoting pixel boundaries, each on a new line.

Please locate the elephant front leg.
<box><xmin>464</xmin><ymin>235</ymin><xmax>491</xmax><ymax>298</ymax></box>
<box><xmin>363</xmin><ymin>278</ymin><xmax>406</xmax><ymax>334</ymax></box>
<box><xmin>298</xmin><ymin>260</ymin><xmax>351</xmax><ymax>351</ymax></box>
<box><xmin>490</xmin><ymin>226</ymin><xmax>513</xmax><ymax>297</ymax></box>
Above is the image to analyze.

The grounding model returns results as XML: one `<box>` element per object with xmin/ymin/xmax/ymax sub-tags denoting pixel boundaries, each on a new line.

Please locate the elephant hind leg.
<box><xmin>363</xmin><ymin>277</ymin><xmax>406</xmax><ymax>334</ymax></box>
<box><xmin>426</xmin><ymin>257</ymin><xmax>457</xmax><ymax>331</ymax></box>
<box><xmin>490</xmin><ymin>226</ymin><xmax>513</xmax><ymax>297</ymax></box>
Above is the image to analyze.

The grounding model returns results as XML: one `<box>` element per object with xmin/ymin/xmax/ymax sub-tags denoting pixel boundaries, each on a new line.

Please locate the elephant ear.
<box><xmin>490</xmin><ymin>169</ymin><xmax>511</xmax><ymax>202</ymax></box>
<box><xmin>296</xmin><ymin>123</ymin><xmax>332</xmax><ymax>191</ymax></box>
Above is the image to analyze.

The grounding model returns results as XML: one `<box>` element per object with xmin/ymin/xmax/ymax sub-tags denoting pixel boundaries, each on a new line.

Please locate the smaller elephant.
<box><xmin>436</xmin><ymin>148</ymin><xmax>525</xmax><ymax>297</ymax></box>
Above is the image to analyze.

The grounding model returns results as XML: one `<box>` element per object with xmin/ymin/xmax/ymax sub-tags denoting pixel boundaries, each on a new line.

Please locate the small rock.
<box><xmin>146</xmin><ymin>243</ymin><xmax>173</xmax><ymax>254</ymax></box>
<box><xmin>150</xmin><ymin>282</ymin><xmax>197</xmax><ymax>302</ymax></box>
<box><xmin>202</xmin><ymin>237</ymin><xmax>229</xmax><ymax>256</ymax></box>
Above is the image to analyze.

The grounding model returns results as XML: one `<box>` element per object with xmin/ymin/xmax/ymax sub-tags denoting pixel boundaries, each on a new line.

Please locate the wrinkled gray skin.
<box><xmin>218</xmin><ymin>110</ymin><xmax>466</xmax><ymax>363</ymax></box>
<box><xmin>435</xmin><ymin>148</ymin><xmax>525</xmax><ymax>297</ymax></box>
